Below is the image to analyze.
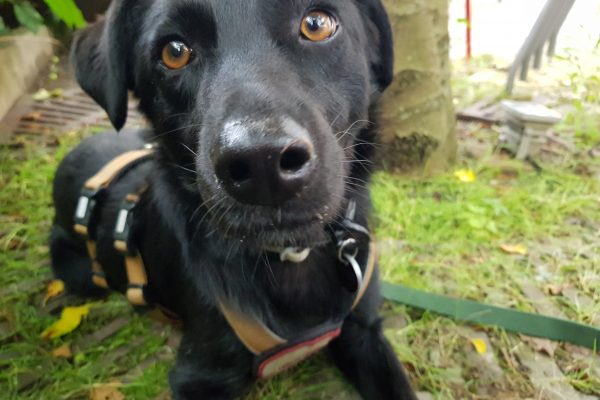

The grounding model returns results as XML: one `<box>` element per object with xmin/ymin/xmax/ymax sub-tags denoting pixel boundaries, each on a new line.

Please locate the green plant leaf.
<box><xmin>43</xmin><ymin>0</ymin><xmax>86</xmax><ymax>29</ymax></box>
<box><xmin>0</xmin><ymin>16</ymin><xmax>8</xmax><ymax>35</ymax></box>
<box><xmin>13</xmin><ymin>2</ymin><xmax>44</xmax><ymax>33</ymax></box>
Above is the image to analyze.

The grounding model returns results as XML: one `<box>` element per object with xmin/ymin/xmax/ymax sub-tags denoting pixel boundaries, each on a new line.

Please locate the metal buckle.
<box><xmin>113</xmin><ymin>197</ymin><xmax>138</xmax><ymax>255</ymax></box>
<box><xmin>337</xmin><ymin>238</ymin><xmax>358</xmax><ymax>264</ymax></box>
<box><xmin>74</xmin><ymin>187</ymin><xmax>103</xmax><ymax>236</ymax></box>
<box><xmin>336</xmin><ymin>238</ymin><xmax>364</xmax><ymax>293</ymax></box>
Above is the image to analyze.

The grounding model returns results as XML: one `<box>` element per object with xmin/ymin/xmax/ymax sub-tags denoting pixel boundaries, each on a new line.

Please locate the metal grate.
<box><xmin>0</xmin><ymin>87</ymin><xmax>146</xmax><ymax>141</ymax></box>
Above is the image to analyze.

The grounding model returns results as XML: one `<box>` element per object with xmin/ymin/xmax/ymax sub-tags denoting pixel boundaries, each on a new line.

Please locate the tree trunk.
<box><xmin>380</xmin><ymin>0</ymin><xmax>456</xmax><ymax>174</ymax></box>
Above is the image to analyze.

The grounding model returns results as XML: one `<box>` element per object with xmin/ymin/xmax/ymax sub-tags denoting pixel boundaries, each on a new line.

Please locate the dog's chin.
<box><xmin>205</xmin><ymin>208</ymin><xmax>334</xmax><ymax>253</ymax></box>
<box><xmin>227</xmin><ymin>219</ymin><xmax>330</xmax><ymax>252</ymax></box>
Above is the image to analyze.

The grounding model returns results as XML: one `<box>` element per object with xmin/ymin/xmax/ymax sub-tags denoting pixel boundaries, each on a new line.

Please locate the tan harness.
<box><xmin>74</xmin><ymin>149</ymin><xmax>376</xmax><ymax>378</ymax></box>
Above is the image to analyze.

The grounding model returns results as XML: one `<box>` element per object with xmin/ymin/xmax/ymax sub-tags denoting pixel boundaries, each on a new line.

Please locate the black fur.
<box><xmin>52</xmin><ymin>1</ymin><xmax>417</xmax><ymax>398</ymax></box>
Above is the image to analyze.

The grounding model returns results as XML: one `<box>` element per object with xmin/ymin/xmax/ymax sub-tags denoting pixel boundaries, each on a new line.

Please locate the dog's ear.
<box><xmin>359</xmin><ymin>0</ymin><xmax>394</xmax><ymax>92</ymax></box>
<box><xmin>71</xmin><ymin>1</ymin><xmax>140</xmax><ymax>131</ymax></box>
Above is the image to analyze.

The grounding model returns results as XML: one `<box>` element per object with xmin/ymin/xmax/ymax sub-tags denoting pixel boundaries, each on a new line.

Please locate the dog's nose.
<box><xmin>214</xmin><ymin>135</ymin><xmax>315</xmax><ymax>206</ymax></box>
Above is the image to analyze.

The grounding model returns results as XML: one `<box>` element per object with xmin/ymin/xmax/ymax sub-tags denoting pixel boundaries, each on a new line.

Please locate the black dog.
<box><xmin>51</xmin><ymin>0</ymin><xmax>417</xmax><ymax>398</ymax></box>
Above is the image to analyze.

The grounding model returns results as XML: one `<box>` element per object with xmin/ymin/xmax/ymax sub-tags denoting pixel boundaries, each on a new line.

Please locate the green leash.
<box><xmin>381</xmin><ymin>282</ymin><xmax>600</xmax><ymax>351</ymax></box>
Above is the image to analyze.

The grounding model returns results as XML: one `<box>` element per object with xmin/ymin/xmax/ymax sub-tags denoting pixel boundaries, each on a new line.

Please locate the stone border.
<box><xmin>0</xmin><ymin>27</ymin><xmax>54</xmax><ymax>127</ymax></box>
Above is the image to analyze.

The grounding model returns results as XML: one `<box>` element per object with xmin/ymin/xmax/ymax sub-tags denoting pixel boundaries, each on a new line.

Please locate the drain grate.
<box><xmin>0</xmin><ymin>86</ymin><xmax>146</xmax><ymax>141</ymax></box>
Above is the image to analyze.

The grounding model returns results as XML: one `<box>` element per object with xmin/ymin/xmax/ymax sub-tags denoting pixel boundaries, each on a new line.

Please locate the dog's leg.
<box><xmin>169</xmin><ymin>325</ymin><xmax>254</xmax><ymax>400</ymax></box>
<box><xmin>329</xmin><ymin>274</ymin><xmax>417</xmax><ymax>400</ymax></box>
<box><xmin>49</xmin><ymin>225</ymin><xmax>108</xmax><ymax>298</ymax></box>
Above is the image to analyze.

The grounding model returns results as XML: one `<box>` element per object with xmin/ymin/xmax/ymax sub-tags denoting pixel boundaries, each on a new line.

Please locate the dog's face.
<box><xmin>72</xmin><ymin>0</ymin><xmax>392</xmax><ymax>250</ymax></box>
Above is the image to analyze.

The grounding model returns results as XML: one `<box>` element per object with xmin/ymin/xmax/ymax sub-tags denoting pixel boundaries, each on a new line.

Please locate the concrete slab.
<box><xmin>0</xmin><ymin>27</ymin><xmax>54</xmax><ymax>123</ymax></box>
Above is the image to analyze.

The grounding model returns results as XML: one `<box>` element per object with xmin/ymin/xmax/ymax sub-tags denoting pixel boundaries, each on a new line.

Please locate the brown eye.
<box><xmin>161</xmin><ymin>41</ymin><xmax>192</xmax><ymax>70</ymax></box>
<box><xmin>300</xmin><ymin>11</ymin><xmax>338</xmax><ymax>42</ymax></box>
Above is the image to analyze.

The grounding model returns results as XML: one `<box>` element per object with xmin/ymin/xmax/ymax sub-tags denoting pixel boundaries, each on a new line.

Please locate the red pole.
<box><xmin>466</xmin><ymin>0</ymin><xmax>472</xmax><ymax>60</ymax></box>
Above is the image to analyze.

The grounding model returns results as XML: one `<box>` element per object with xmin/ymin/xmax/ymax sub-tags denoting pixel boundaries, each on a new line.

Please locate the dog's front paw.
<box><xmin>329</xmin><ymin>316</ymin><xmax>418</xmax><ymax>400</ymax></box>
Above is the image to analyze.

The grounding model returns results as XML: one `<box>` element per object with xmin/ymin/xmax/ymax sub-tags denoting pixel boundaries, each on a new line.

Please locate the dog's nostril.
<box><xmin>280</xmin><ymin>146</ymin><xmax>311</xmax><ymax>173</ymax></box>
<box><xmin>228</xmin><ymin>160</ymin><xmax>252</xmax><ymax>182</ymax></box>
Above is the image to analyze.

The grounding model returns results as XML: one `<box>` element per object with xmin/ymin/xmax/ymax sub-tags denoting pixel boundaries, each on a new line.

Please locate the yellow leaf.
<box><xmin>470</xmin><ymin>338</ymin><xmax>487</xmax><ymax>354</ymax></box>
<box><xmin>454</xmin><ymin>169</ymin><xmax>476</xmax><ymax>183</ymax></box>
<box><xmin>42</xmin><ymin>280</ymin><xmax>65</xmax><ymax>306</ymax></box>
<box><xmin>90</xmin><ymin>384</ymin><xmax>125</xmax><ymax>400</ymax></box>
<box><xmin>500</xmin><ymin>244</ymin><xmax>528</xmax><ymax>255</ymax></box>
<box><xmin>41</xmin><ymin>304</ymin><xmax>90</xmax><ymax>340</ymax></box>
<box><xmin>51</xmin><ymin>344</ymin><xmax>73</xmax><ymax>359</ymax></box>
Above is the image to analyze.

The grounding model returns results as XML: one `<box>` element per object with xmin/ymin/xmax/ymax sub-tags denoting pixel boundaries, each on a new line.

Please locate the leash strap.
<box><xmin>381</xmin><ymin>282</ymin><xmax>600</xmax><ymax>350</ymax></box>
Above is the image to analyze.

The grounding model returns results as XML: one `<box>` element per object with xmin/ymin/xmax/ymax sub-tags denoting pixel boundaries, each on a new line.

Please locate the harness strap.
<box><xmin>74</xmin><ymin>149</ymin><xmax>153</xmax><ymax>292</ymax></box>
<box><xmin>219</xmin><ymin>305</ymin><xmax>286</xmax><ymax>355</ymax></box>
<box><xmin>113</xmin><ymin>191</ymin><xmax>150</xmax><ymax>307</ymax></box>
<box><xmin>83</xmin><ymin>149</ymin><xmax>154</xmax><ymax>192</ymax></box>
<box><xmin>124</xmin><ymin>255</ymin><xmax>149</xmax><ymax>306</ymax></box>
<box><xmin>86</xmin><ymin>241</ymin><xmax>109</xmax><ymax>289</ymax></box>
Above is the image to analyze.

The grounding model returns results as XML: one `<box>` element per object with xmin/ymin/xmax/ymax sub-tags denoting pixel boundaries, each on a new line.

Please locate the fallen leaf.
<box><xmin>544</xmin><ymin>284</ymin><xmax>566</xmax><ymax>296</ymax></box>
<box><xmin>42</xmin><ymin>280</ymin><xmax>65</xmax><ymax>306</ymax></box>
<box><xmin>470</xmin><ymin>338</ymin><xmax>487</xmax><ymax>354</ymax></box>
<box><xmin>454</xmin><ymin>169</ymin><xmax>476</xmax><ymax>183</ymax></box>
<box><xmin>32</xmin><ymin>88</ymin><xmax>63</xmax><ymax>102</ymax></box>
<box><xmin>500</xmin><ymin>243</ymin><xmax>528</xmax><ymax>255</ymax></box>
<box><xmin>90</xmin><ymin>384</ymin><xmax>125</xmax><ymax>400</ymax></box>
<box><xmin>41</xmin><ymin>304</ymin><xmax>90</xmax><ymax>340</ymax></box>
<box><xmin>32</xmin><ymin>89</ymin><xmax>51</xmax><ymax>101</ymax></box>
<box><xmin>49</xmin><ymin>88</ymin><xmax>64</xmax><ymax>98</ymax></box>
<box><xmin>21</xmin><ymin>111</ymin><xmax>43</xmax><ymax>121</ymax></box>
<box><xmin>520</xmin><ymin>335</ymin><xmax>557</xmax><ymax>357</ymax></box>
<box><xmin>51</xmin><ymin>344</ymin><xmax>72</xmax><ymax>359</ymax></box>
<box><xmin>153</xmin><ymin>390</ymin><xmax>172</xmax><ymax>400</ymax></box>
<box><xmin>6</xmin><ymin>237</ymin><xmax>27</xmax><ymax>251</ymax></box>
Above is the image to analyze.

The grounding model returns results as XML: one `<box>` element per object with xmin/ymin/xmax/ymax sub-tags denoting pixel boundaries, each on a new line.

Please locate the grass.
<box><xmin>1</xmin><ymin>52</ymin><xmax>600</xmax><ymax>398</ymax></box>
<box><xmin>372</xmin><ymin>159</ymin><xmax>600</xmax><ymax>397</ymax></box>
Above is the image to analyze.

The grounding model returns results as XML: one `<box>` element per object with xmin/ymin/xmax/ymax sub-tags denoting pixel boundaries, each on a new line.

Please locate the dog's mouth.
<box><xmin>198</xmin><ymin>201</ymin><xmax>335</xmax><ymax>253</ymax></box>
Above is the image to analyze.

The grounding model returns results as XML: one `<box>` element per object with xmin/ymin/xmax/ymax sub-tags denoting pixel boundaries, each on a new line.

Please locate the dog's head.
<box><xmin>72</xmin><ymin>0</ymin><xmax>393</xmax><ymax>250</ymax></box>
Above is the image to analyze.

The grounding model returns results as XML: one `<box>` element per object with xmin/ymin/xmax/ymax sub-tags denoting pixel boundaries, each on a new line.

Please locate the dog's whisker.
<box><xmin>341</xmin><ymin>159</ymin><xmax>374</xmax><ymax>175</ymax></box>
<box><xmin>334</xmin><ymin>119</ymin><xmax>374</xmax><ymax>142</ymax></box>
<box><xmin>151</xmin><ymin>122</ymin><xmax>210</xmax><ymax>140</ymax></box>
<box><xmin>329</xmin><ymin>110</ymin><xmax>344</xmax><ymax>128</ymax></box>
<box><xmin>189</xmin><ymin>193</ymin><xmax>219</xmax><ymax>224</ymax></box>
<box><xmin>337</xmin><ymin>175</ymin><xmax>370</xmax><ymax>189</ymax></box>
<box><xmin>343</xmin><ymin>176</ymin><xmax>370</xmax><ymax>186</ymax></box>
<box><xmin>191</xmin><ymin>196</ymin><xmax>223</xmax><ymax>235</ymax></box>
<box><xmin>160</xmin><ymin>112</ymin><xmax>194</xmax><ymax>124</ymax></box>
<box><xmin>251</xmin><ymin>251</ymin><xmax>263</xmax><ymax>282</ymax></box>
<box><xmin>173</xmin><ymin>163</ymin><xmax>196</xmax><ymax>175</ymax></box>
<box><xmin>340</xmin><ymin>158</ymin><xmax>374</xmax><ymax>165</ymax></box>
<box><xmin>342</xmin><ymin>184</ymin><xmax>367</xmax><ymax>196</ymax></box>
<box><xmin>342</xmin><ymin>141</ymin><xmax>381</xmax><ymax>151</ymax></box>
<box><xmin>262</xmin><ymin>251</ymin><xmax>277</xmax><ymax>287</ymax></box>
<box><xmin>180</xmin><ymin>142</ymin><xmax>199</xmax><ymax>158</ymax></box>
<box><xmin>344</xmin><ymin>182</ymin><xmax>368</xmax><ymax>191</ymax></box>
<box><xmin>212</xmin><ymin>204</ymin><xmax>234</xmax><ymax>234</ymax></box>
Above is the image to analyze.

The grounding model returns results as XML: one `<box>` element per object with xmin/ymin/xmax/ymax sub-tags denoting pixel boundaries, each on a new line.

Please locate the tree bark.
<box><xmin>380</xmin><ymin>0</ymin><xmax>456</xmax><ymax>174</ymax></box>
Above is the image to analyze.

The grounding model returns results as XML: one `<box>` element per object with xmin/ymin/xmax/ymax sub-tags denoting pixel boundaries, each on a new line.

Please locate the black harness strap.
<box><xmin>73</xmin><ymin>148</ymin><xmax>154</xmax><ymax>291</ymax></box>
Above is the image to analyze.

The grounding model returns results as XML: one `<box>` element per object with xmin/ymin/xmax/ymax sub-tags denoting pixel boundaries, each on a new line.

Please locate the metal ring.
<box><xmin>337</xmin><ymin>238</ymin><xmax>358</xmax><ymax>263</ymax></box>
<box><xmin>343</xmin><ymin>253</ymin><xmax>364</xmax><ymax>292</ymax></box>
